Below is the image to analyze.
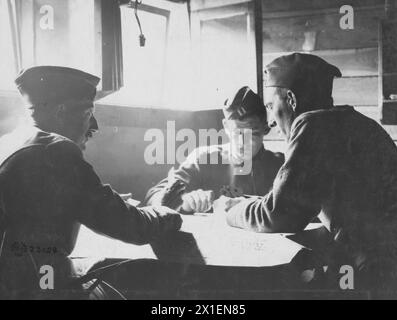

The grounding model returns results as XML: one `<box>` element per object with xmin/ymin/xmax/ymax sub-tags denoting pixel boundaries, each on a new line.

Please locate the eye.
<box><xmin>266</xmin><ymin>103</ymin><xmax>273</xmax><ymax>110</ymax></box>
<box><xmin>85</xmin><ymin>110</ymin><xmax>93</xmax><ymax>118</ymax></box>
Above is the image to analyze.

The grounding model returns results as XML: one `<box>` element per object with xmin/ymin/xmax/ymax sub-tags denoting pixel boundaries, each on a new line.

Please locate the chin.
<box><xmin>77</xmin><ymin>139</ymin><xmax>88</xmax><ymax>151</ymax></box>
<box><xmin>77</xmin><ymin>143</ymin><xmax>86</xmax><ymax>151</ymax></box>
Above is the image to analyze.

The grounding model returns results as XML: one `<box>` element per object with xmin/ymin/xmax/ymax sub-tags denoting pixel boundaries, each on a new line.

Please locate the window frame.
<box><xmin>115</xmin><ymin>2</ymin><xmax>171</xmax><ymax>107</ymax></box>
<box><xmin>189</xmin><ymin>2</ymin><xmax>257</xmax><ymax>108</ymax></box>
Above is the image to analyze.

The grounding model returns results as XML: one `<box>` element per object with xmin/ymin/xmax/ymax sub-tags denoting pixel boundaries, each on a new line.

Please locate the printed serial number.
<box><xmin>10</xmin><ymin>241</ymin><xmax>59</xmax><ymax>256</ymax></box>
<box><xmin>194</xmin><ymin>304</ymin><xmax>246</xmax><ymax>315</ymax></box>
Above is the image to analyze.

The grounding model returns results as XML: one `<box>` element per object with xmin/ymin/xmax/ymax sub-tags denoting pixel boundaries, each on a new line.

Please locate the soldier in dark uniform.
<box><xmin>223</xmin><ymin>53</ymin><xmax>397</xmax><ymax>295</ymax></box>
<box><xmin>145</xmin><ymin>86</ymin><xmax>284</xmax><ymax>213</ymax></box>
<box><xmin>0</xmin><ymin>66</ymin><xmax>182</xmax><ymax>299</ymax></box>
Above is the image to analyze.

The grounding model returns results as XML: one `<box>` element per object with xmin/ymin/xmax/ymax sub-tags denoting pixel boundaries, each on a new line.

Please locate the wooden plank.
<box><xmin>263</xmin><ymin>140</ymin><xmax>286</xmax><ymax>153</ymax></box>
<box><xmin>264</xmin><ymin>118</ymin><xmax>397</xmax><ymax>143</ymax></box>
<box><xmin>263</xmin><ymin>48</ymin><xmax>378</xmax><ymax>77</ymax></box>
<box><xmin>264</xmin><ymin>127</ymin><xmax>285</xmax><ymax>141</ymax></box>
<box><xmin>94</xmin><ymin>104</ymin><xmax>194</xmax><ymax>129</ymax></box>
<box><xmin>333</xmin><ymin>76</ymin><xmax>378</xmax><ymax>106</ymax></box>
<box><xmin>264</xmin><ymin>126</ymin><xmax>397</xmax><ymax>143</ymax></box>
<box><xmin>191</xmin><ymin>0</ymin><xmax>250</xmax><ymax>11</ymax></box>
<box><xmin>264</xmin><ymin>107</ymin><xmax>397</xmax><ymax>143</ymax></box>
<box><xmin>262</xmin><ymin>6</ymin><xmax>384</xmax><ymax>52</ymax></box>
<box><xmin>195</xmin><ymin>2</ymin><xmax>250</xmax><ymax>21</ymax></box>
<box><xmin>262</xmin><ymin>0</ymin><xmax>385</xmax><ymax>14</ymax></box>
<box><xmin>384</xmin><ymin>125</ymin><xmax>397</xmax><ymax>140</ymax></box>
<box><xmin>354</xmin><ymin>106</ymin><xmax>380</xmax><ymax>121</ymax></box>
<box><xmin>255</xmin><ymin>0</ymin><xmax>264</xmax><ymax>99</ymax></box>
<box><xmin>262</xmin><ymin>76</ymin><xmax>378</xmax><ymax>106</ymax></box>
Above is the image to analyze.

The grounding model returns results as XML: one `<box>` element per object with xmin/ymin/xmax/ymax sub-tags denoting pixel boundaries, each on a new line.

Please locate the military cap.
<box><xmin>15</xmin><ymin>66</ymin><xmax>100</xmax><ymax>106</ymax></box>
<box><xmin>223</xmin><ymin>86</ymin><xmax>266</xmax><ymax>121</ymax></box>
<box><xmin>264</xmin><ymin>53</ymin><xmax>342</xmax><ymax>99</ymax></box>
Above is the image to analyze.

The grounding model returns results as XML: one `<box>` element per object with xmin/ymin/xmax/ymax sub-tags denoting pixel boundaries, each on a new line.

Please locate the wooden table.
<box><xmin>70</xmin><ymin>213</ymin><xmax>322</xmax><ymax>275</ymax></box>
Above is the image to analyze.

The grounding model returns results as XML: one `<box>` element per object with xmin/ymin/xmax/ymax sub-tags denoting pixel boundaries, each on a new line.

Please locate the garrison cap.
<box><xmin>264</xmin><ymin>53</ymin><xmax>342</xmax><ymax>99</ymax></box>
<box><xmin>15</xmin><ymin>66</ymin><xmax>100</xmax><ymax>106</ymax></box>
<box><xmin>223</xmin><ymin>86</ymin><xmax>266</xmax><ymax>121</ymax></box>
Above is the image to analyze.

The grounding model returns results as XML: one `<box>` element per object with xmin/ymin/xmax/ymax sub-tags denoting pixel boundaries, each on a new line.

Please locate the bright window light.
<box><xmin>195</xmin><ymin>13</ymin><xmax>257</xmax><ymax>109</ymax></box>
<box><xmin>0</xmin><ymin>1</ymin><xmax>17</xmax><ymax>91</ymax></box>
<box><xmin>104</xmin><ymin>6</ymin><xmax>168</xmax><ymax>107</ymax></box>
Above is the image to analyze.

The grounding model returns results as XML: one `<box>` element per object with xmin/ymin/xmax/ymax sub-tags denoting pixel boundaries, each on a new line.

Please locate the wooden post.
<box><xmin>254</xmin><ymin>0</ymin><xmax>263</xmax><ymax>99</ymax></box>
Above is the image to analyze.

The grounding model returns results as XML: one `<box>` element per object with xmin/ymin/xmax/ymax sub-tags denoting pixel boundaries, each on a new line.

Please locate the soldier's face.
<box><xmin>58</xmin><ymin>100</ymin><xmax>98</xmax><ymax>150</ymax></box>
<box><xmin>264</xmin><ymin>87</ymin><xmax>296</xmax><ymax>140</ymax></box>
<box><xmin>224</xmin><ymin>117</ymin><xmax>266</xmax><ymax>163</ymax></box>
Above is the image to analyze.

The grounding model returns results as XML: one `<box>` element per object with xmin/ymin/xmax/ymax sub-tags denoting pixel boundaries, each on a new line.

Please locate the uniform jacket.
<box><xmin>145</xmin><ymin>144</ymin><xmax>284</xmax><ymax>210</ymax></box>
<box><xmin>0</xmin><ymin>127</ymin><xmax>168</xmax><ymax>296</ymax></box>
<box><xmin>227</xmin><ymin>106</ymin><xmax>397</xmax><ymax>272</ymax></box>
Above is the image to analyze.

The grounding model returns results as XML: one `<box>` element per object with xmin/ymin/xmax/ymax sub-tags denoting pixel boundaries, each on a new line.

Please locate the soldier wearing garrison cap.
<box><xmin>0</xmin><ymin>66</ymin><xmax>181</xmax><ymax>299</ymax></box>
<box><xmin>145</xmin><ymin>86</ymin><xmax>284</xmax><ymax>214</ymax></box>
<box><xmin>223</xmin><ymin>53</ymin><xmax>397</xmax><ymax>295</ymax></box>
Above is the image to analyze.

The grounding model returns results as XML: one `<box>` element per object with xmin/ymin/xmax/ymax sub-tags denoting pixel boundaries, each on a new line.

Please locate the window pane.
<box><xmin>105</xmin><ymin>7</ymin><xmax>167</xmax><ymax>107</ymax></box>
<box><xmin>197</xmin><ymin>13</ymin><xmax>256</xmax><ymax>108</ymax></box>
<box><xmin>0</xmin><ymin>1</ymin><xmax>17</xmax><ymax>91</ymax></box>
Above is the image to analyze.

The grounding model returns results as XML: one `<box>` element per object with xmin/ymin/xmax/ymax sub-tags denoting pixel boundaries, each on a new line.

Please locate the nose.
<box><xmin>266</xmin><ymin>109</ymin><xmax>276</xmax><ymax>129</ymax></box>
<box><xmin>90</xmin><ymin>115</ymin><xmax>99</xmax><ymax>131</ymax></box>
<box><xmin>267</xmin><ymin>112</ymin><xmax>277</xmax><ymax>128</ymax></box>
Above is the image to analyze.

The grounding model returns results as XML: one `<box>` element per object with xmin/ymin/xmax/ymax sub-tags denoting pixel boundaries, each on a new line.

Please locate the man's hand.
<box><xmin>160</xmin><ymin>179</ymin><xmax>186</xmax><ymax>209</ymax></box>
<box><xmin>152</xmin><ymin>206</ymin><xmax>183</xmax><ymax>233</ymax></box>
<box><xmin>181</xmin><ymin>189</ymin><xmax>215</xmax><ymax>213</ymax></box>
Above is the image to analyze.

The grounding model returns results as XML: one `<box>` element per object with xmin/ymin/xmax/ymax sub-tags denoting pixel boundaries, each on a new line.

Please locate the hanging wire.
<box><xmin>132</xmin><ymin>0</ymin><xmax>146</xmax><ymax>46</ymax></box>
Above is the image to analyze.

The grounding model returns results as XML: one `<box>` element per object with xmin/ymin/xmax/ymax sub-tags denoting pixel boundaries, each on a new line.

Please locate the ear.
<box><xmin>54</xmin><ymin>104</ymin><xmax>67</xmax><ymax>124</ymax></box>
<box><xmin>286</xmin><ymin>90</ymin><xmax>297</xmax><ymax>112</ymax></box>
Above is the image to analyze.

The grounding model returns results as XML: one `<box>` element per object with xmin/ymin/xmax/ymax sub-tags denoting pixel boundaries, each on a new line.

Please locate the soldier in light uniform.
<box><xmin>223</xmin><ymin>53</ymin><xmax>397</xmax><ymax>295</ymax></box>
<box><xmin>145</xmin><ymin>86</ymin><xmax>284</xmax><ymax>214</ymax></box>
<box><xmin>0</xmin><ymin>66</ymin><xmax>182</xmax><ymax>299</ymax></box>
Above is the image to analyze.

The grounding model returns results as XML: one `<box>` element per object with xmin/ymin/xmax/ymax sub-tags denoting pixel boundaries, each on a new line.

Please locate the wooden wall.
<box><xmin>259</xmin><ymin>0</ymin><xmax>397</xmax><ymax>151</ymax></box>
<box><xmin>0</xmin><ymin>93</ymin><xmax>223</xmax><ymax>201</ymax></box>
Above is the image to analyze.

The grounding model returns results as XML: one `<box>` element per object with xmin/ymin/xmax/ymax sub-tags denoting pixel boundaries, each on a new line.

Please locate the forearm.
<box><xmin>145</xmin><ymin>164</ymin><xmax>202</xmax><ymax>210</ymax></box>
<box><xmin>78</xmin><ymin>186</ymin><xmax>165</xmax><ymax>245</ymax></box>
<box><xmin>226</xmin><ymin>192</ymin><xmax>318</xmax><ymax>233</ymax></box>
<box><xmin>144</xmin><ymin>179</ymin><xmax>171</xmax><ymax>206</ymax></box>
<box><xmin>226</xmin><ymin>194</ymin><xmax>281</xmax><ymax>233</ymax></box>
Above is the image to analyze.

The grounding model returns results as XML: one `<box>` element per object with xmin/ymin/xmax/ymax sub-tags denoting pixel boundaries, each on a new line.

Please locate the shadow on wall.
<box><xmin>85</xmin><ymin>104</ymin><xmax>224</xmax><ymax>200</ymax></box>
<box><xmin>0</xmin><ymin>94</ymin><xmax>225</xmax><ymax>201</ymax></box>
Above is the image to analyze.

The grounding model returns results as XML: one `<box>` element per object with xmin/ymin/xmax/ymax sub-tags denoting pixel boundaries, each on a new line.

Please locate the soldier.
<box><xmin>223</xmin><ymin>53</ymin><xmax>397</xmax><ymax>294</ymax></box>
<box><xmin>145</xmin><ymin>86</ymin><xmax>284</xmax><ymax>214</ymax></box>
<box><xmin>0</xmin><ymin>66</ymin><xmax>182</xmax><ymax>299</ymax></box>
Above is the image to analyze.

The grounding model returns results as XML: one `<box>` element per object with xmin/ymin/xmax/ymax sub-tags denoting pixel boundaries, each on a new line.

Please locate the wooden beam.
<box><xmin>254</xmin><ymin>0</ymin><xmax>263</xmax><ymax>99</ymax></box>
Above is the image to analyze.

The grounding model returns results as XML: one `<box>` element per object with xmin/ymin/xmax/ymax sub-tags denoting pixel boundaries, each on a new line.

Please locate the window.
<box><xmin>0</xmin><ymin>0</ymin><xmax>18</xmax><ymax>91</ymax></box>
<box><xmin>100</xmin><ymin>1</ymin><xmax>256</xmax><ymax>110</ymax></box>
<box><xmin>103</xmin><ymin>4</ymin><xmax>169</xmax><ymax>107</ymax></box>
<box><xmin>191</xmin><ymin>3</ymin><xmax>257</xmax><ymax>109</ymax></box>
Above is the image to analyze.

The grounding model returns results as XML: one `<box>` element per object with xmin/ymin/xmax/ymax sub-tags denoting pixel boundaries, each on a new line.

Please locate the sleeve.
<box><xmin>46</xmin><ymin>140</ymin><xmax>174</xmax><ymax>245</ymax></box>
<box><xmin>275</xmin><ymin>152</ymin><xmax>285</xmax><ymax>167</ymax></box>
<box><xmin>226</xmin><ymin>117</ymin><xmax>328</xmax><ymax>233</ymax></box>
<box><xmin>144</xmin><ymin>147</ymin><xmax>206</xmax><ymax>210</ymax></box>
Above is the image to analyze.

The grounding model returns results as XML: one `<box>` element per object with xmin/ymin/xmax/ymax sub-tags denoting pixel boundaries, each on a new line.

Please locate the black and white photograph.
<box><xmin>0</xmin><ymin>0</ymin><xmax>397</xmax><ymax>305</ymax></box>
